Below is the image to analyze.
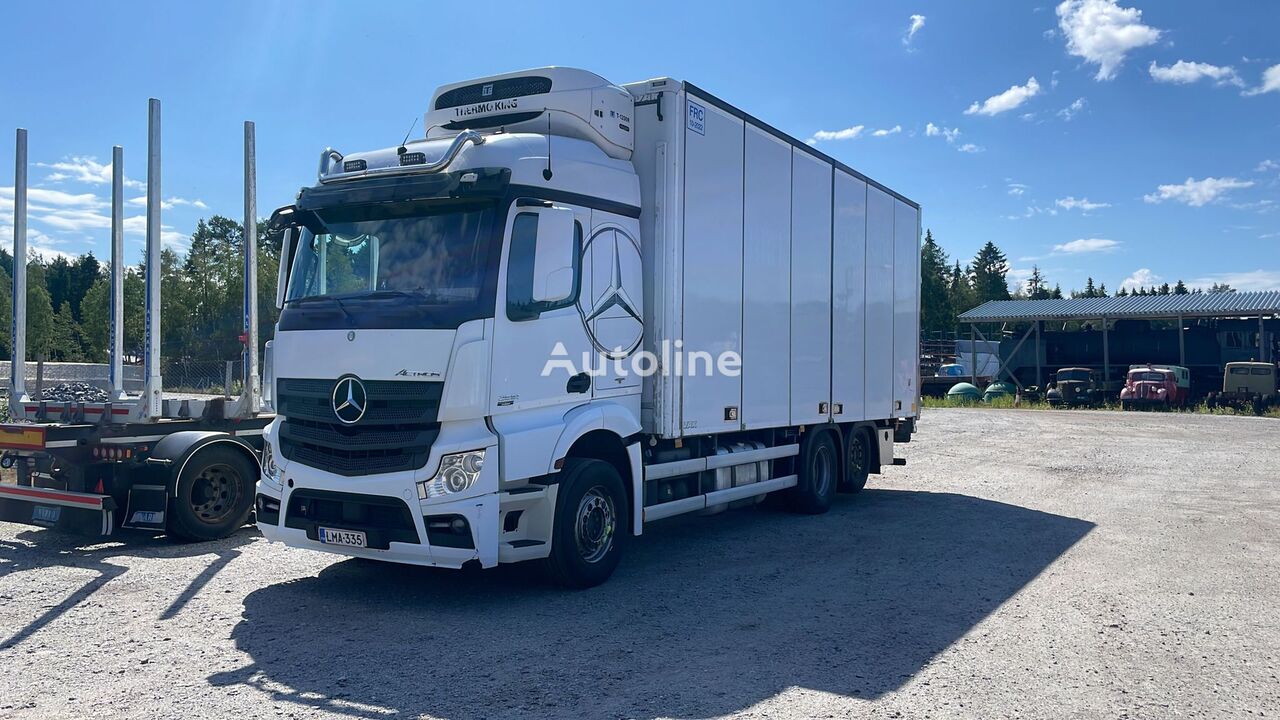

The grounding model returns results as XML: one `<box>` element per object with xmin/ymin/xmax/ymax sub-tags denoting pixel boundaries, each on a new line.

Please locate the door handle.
<box><xmin>566</xmin><ymin>372</ymin><xmax>590</xmax><ymax>394</ymax></box>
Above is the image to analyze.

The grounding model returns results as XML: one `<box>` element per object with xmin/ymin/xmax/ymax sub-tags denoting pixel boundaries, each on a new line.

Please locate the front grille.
<box><xmin>276</xmin><ymin>378</ymin><xmax>442</xmax><ymax>476</ymax></box>
<box><xmin>434</xmin><ymin>76</ymin><xmax>552</xmax><ymax>110</ymax></box>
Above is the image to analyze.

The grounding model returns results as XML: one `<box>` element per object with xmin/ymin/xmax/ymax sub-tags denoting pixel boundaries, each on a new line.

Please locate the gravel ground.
<box><xmin>1</xmin><ymin>408</ymin><xmax>1277</xmax><ymax>720</ymax></box>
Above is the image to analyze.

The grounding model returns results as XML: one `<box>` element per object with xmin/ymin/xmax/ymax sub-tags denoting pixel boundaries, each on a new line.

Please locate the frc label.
<box><xmin>687</xmin><ymin>101</ymin><xmax>705</xmax><ymax>136</ymax></box>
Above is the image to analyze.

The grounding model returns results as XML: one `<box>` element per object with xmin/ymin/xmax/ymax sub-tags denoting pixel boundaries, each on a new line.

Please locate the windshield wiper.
<box><xmin>285</xmin><ymin>294</ymin><xmax>357</xmax><ymax>324</ymax></box>
<box><xmin>362</xmin><ymin>289</ymin><xmax>444</xmax><ymax>304</ymax></box>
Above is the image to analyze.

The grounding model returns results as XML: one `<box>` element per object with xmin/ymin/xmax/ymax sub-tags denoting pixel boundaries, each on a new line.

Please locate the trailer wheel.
<box><xmin>543</xmin><ymin>458</ymin><xmax>627</xmax><ymax>589</ymax></box>
<box><xmin>789</xmin><ymin>430</ymin><xmax>837</xmax><ymax>514</ymax></box>
<box><xmin>841</xmin><ymin>427</ymin><xmax>872</xmax><ymax>494</ymax></box>
<box><xmin>168</xmin><ymin>445</ymin><xmax>256</xmax><ymax>542</ymax></box>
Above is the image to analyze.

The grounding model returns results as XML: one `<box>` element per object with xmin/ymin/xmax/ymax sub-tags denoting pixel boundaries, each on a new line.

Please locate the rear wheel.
<box><xmin>841</xmin><ymin>427</ymin><xmax>872</xmax><ymax>494</ymax></box>
<box><xmin>543</xmin><ymin>458</ymin><xmax>627</xmax><ymax>589</ymax></box>
<box><xmin>168</xmin><ymin>445</ymin><xmax>256</xmax><ymax>542</ymax></box>
<box><xmin>789</xmin><ymin>430</ymin><xmax>837</xmax><ymax>514</ymax></box>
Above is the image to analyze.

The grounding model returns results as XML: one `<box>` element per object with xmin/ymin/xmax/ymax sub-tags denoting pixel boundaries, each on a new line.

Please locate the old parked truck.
<box><xmin>1120</xmin><ymin>365</ymin><xmax>1190</xmax><ymax>410</ymax></box>
<box><xmin>1046</xmin><ymin>367</ymin><xmax>1102</xmax><ymax>408</ymax></box>
<box><xmin>1206</xmin><ymin>362</ymin><xmax>1278</xmax><ymax>415</ymax></box>
<box><xmin>255</xmin><ymin>67</ymin><xmax>922</xmax><ymax>587</ymax></box>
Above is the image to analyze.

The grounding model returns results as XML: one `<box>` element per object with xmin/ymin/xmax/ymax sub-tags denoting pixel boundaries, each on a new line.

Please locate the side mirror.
<box><xmin>276</xmin><ymin>227</ymin><xmax>295</xmax><ymax>309</ymax></box>
<box><xmin>531</xmin><ymin>207</ymin><xmax>576</xmax><ymax>304</ymax></box>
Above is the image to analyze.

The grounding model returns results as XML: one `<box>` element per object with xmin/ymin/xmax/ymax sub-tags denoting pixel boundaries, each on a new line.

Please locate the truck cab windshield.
<box><xmin>281</xmin><ymin>200</ymin><xmax>499</xmax><ymax>330</ymax></box>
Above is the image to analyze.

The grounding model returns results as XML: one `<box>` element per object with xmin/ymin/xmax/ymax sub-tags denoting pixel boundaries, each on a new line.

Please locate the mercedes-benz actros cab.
<box><xmin>257</xmin><ymin>68</ymin><xmax>921</xmax><ymax>587</ymax></box>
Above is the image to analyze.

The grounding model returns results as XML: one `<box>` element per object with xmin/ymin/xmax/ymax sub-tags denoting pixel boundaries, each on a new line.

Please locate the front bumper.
<box><xmin>257</xmin><ymin>418</ymin><xmax>501</xmax><ymax>569</ymax></box>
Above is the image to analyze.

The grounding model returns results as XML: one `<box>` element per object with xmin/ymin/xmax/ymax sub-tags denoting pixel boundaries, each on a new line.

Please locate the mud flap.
<box><xmin>122</xmin><ymin>484</ymin><xmax>168</xmax><ymax>531</ymax></box>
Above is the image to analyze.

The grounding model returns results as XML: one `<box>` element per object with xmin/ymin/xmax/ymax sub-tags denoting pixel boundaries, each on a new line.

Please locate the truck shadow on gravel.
<box><xmin>0</xmin><ymin>529</ymin><xmax>254</xmax><ymax>649</ymax></box>
<box><xmin>214</xmin><ymin>489</ymin><xmax>1092</xmax><ymax>719</ymax></box>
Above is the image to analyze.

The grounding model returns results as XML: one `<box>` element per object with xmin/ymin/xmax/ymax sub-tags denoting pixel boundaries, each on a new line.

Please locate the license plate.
<box><xmin>318</xmin><ymin>527</ymin><xmax>367</xmax><ymax>548</ymax></box>
<box><xmin>32</xmin><ymin>505</ymin><xmax>61</xmax><ymax>524</ymax></box>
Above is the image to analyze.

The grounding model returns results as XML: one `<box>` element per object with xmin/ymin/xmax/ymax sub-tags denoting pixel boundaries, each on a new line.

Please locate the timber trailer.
<box><xmin>0</xmin><ymin>101</ymin><xmax>271</xmax><ymax>541</ymax></box>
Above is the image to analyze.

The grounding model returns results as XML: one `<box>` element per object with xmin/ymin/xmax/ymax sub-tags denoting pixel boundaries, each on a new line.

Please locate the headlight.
<box><xmin>261</xmin><ymin>441</ymin><xmax>281</xmax><ymax>483</ymax></box>
<box><xmin>418</xmin><ymin>449</ymin><xmax>486</xmax><ymax>499</ymax></box>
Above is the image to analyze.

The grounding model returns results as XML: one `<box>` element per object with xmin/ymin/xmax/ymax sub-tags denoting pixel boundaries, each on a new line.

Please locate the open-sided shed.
<box><xmin>957</xmin><ymin>291</ymin><xmax>1280</xmax><ymax>391</ymax></box>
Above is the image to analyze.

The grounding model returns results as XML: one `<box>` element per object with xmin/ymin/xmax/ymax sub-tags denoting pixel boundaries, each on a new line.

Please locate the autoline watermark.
<box><xmin>542</xmin><ymin>341</ymin><xmax>742</xmax><ymax>378</ymax></box>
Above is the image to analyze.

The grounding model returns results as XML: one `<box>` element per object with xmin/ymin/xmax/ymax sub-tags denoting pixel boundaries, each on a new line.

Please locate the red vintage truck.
<box><xmin>1120</xmin><ymin>365</ymin><xmax>1190</xmax><ymax>410</ymax></box>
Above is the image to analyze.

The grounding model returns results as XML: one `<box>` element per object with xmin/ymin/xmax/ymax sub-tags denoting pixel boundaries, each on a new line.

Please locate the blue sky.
<box><xmin>1</xmin><ymin>0</ymin><xmax>1277</xmax><ymax>292</ymax></box>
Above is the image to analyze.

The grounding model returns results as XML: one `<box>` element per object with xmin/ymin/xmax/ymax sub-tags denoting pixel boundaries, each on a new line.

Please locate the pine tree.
<box><xmin>919</xmin><ymin>230</ymin><xmax>954</xmax><ymax>335</ymax></box>
<box><xmin>1026</xmin><ymin>266</ymin><xmax>1050</xmax><ymax>300</ymax></box>
<box><xmin>1083</xmin><ymin>277</ymin><xmax>1097</xmax><ymax>298</ymax></box>
<box><xmin>1051</xmin><ymin>283</ymin><xmax>1063</xmax><ymax>299</ymax></box>
<box><xmin>1097</xmin><ymin>282</ymin><xmax>1108</xmax><ymax>297</ymax></box>
<box><xmin>1173</xmin><ymin>280</ymin><xmax>1188</xmax><ymax>295</ymax></box>
<box><xmin>969</xmin><ymin>242</ymin><xmax>1011</xmax><ymax>303</ymax></box>
<box><xmin>948</xmin><ymin>260</ymin><xmax>975</xmax><ymax>315</ymax></box>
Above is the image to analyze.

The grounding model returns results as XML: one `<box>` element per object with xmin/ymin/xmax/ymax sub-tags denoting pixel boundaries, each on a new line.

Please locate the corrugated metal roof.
<box><xmin>958</xmin><ymin>290</ymin><xmax>1280</xmax><ymax>323</ymax></box>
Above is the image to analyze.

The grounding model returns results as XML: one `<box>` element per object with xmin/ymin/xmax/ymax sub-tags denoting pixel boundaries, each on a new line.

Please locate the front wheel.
<box><xmin>168</xmin><ymin>445</ymin><xmax>256</xmax><ymax>542</ymax></box>
<box><xmin>543</xmin><ymin>458</ymin><xmax>627</xmax><ymax>589</ymax></box>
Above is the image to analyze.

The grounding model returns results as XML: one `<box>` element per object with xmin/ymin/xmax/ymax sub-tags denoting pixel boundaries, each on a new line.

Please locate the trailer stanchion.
<box><xmin>240</xmin><ymin>121</ymin><xmax>261</xmax><ymax>416</ymax></box>
<box><xmin>110</xmin><ymin>144</ymin><xmax>126</xmax><ymax>400</ymax></box>
<box><xmin>143</xmin><ymin>98</ymin><xmax>164</xmax><ymax>419</ymax></box>
<box><xmin>10</xmin><ymin>129</ymin><xmax>29</xmax><ymax>414</ymax></box>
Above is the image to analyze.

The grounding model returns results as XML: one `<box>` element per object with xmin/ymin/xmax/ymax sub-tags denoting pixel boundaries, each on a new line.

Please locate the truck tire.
<box><xmin>167</xmin><ymin>445</ymin><xmax>256</xmax><ymax>542</ymax></box>
<box><xmin>543</xmin><ymin>458</ymin><xmax>627</xmax><ymax>589</ymax></box>
<box><xmin>789</xmin><ymin>430</ymin><xmax>837</xmax><ymax>514</ymax></box>
<box><xmin>841</xmin><ymin>427</ymin><xmax>872</xmax><ymax>494</ymax></box>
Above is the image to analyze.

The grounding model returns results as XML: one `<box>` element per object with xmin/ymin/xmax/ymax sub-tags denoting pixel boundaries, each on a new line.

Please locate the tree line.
<box><xmin>0</xmin><ymin>216</ymin><xmax>1240</xmax><ymax>362</ymax></box>
<box><xmin>919</xmin><ymin>229</ymin><xmax>1231</xmax><ymax>336</ymax></box>
<box><xmin>0</xmin><ymin>216</ymin><xmax>280</xmax><ymax>364</ymax></box>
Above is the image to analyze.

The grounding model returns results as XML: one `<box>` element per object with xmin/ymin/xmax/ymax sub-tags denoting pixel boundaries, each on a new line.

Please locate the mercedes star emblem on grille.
<box><xmin>332</xmin><ymin>376</ymin><xmax>368</xmax><ymax>424</ymax></box>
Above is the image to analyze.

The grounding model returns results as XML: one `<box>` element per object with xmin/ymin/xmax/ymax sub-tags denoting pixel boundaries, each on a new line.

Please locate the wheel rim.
<box><xmin>850</xmin><ymin>434</ymin><xmax>867</xmax><ymax>476</ymax></box>
<box><xmin>574</xmin><ymin>486</ymin><xmax>616</xmax><ymax>564</ymax></box>
<box><xmin>189</xmin><ymin>463</ymin><xmax>241</xmax><ymax>525</ymax></box>
<box><xmin>812</xmin><ymin>443</ymin><xmax>833</xmax><ymax>496</ymax></box>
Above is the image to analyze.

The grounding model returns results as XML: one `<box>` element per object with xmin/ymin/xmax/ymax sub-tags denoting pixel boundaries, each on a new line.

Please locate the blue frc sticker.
<box><xmin>687</xmin><ymin>100</ymin><xmax>706</xmax><ymax>136</ymax></box>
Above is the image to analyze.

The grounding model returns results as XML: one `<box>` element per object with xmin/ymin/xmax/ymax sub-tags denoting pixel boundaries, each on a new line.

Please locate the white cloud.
<box><xmin>1257</xmin><ymin>159</ymin><xmax>1279</xmax><ymax>173</ymax></box>
<box><xmin>1143</xmin><ymin>177</ymin><xmax>1255</xmax><ymax>207</ymax></box>
<box><xmin>957</xmin><ymin>143</ymin><xmax>984</xmax><ymax>153</ymax></box>
<box><xmin>903</xmin><ymin>14</ymin><xmax>926</xmax><ymax>46</ymax></box>
<box><xmin>965</xmin><ymin>77</ymin><xmax>1042</xmax><ymax>116</ymax></box>
<box><xmin>1008</xmin><ymin>182</ymin><xmax>1028</xmax><ymax>196</ymax></box>
<box><xmin>1056</xmin><ymin>0</ymin><xmax>1162</xmax><ymax>81</ymax></box>
<box><xmin>1054</xmin><ymin>238</ymin><xmax>1120</xmax><ymax>254</ymax></box>
<box><xmin>1058</xmin><ymin>97</ymin><xmax>1087</xmax><ymax>121</ymax></box>
<box><xmin>808</xmin><ymin>125</ymin><xmax>865</xmax><ymax>143</ymax></box>
<box><xmin>1056</xmin><ymin>196</ymin><xmax>1111</xmax><ymax>211</ymax></box>
<box><xmin>1121</xmin><ymin>267</ymin><xmax>1161</xmax><ymax>291</ymax></box>
<box><xmin>126</xmin><ymin>195</ymin><xmax>210</xmax><ymax>211</ymax></box>
<box><xmin>925</xmin><ymin>123</ymin><xmax>962</xmax><ymax>143</ymax></box>
<box><xmin>1243</xmin><ymin>63</ymin><xmax>1280</xmax><ymax>96</ymax></box>
<box><xmin>0</xmin><ymin>185</ymin><xmax>105</xmax><ymax>209</ymax></box>
<box><xmin>1148</xmin><ymin>60</ymin><xmax>1243</xmax><ymax>87</ymax></box>
<box><xmin>871</xmin><ymin>125</ymin><xmax>902</xmax><ymax>137</ymax></box>
<box><xmin>1190</xmin><ymin>270</ymin><xmax>1280</xmax><ymax>292</ymax></box>
<box><xmin>36</xmin><ymin>156</ymin><xmax>145</xmax><ymax>190</ymax></box>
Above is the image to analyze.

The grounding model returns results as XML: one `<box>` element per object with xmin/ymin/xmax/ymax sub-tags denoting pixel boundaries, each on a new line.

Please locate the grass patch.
<box><xmin>923</xmin><ymin>394</ymin><xmax>1278</xmax><ymax>418</ymax></box>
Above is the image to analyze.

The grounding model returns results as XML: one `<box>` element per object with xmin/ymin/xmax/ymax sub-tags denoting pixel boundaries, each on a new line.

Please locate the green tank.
<box><xmin>947</xmin><ymin>382</ymin><xmax>982</xmax><ymax>402</ymax></box>
<box><xmin>983</xmin><ymin>381</ymin><xmax>1016</xmax><ymax>402</ymax></box>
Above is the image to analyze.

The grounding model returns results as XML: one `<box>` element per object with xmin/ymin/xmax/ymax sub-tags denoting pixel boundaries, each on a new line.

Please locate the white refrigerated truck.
<box><xmin>257</xmin><ymin>67</ymin><xmax>920</xmax><ymax>586</ymax></box>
